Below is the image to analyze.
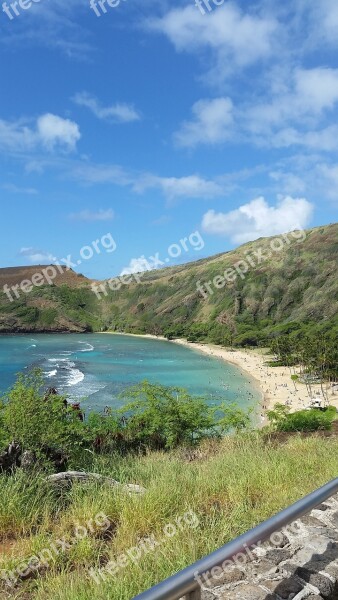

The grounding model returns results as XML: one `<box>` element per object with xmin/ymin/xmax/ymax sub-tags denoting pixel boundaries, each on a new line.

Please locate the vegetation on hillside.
<box><xmin>0</xmin><ymin>433</ymin><xmax>337</xmax><ymax>599</ymax></box>
<box><xmin>0</xmin><ymin>371</ymin><xmax>337</xmax><ymax>599</ymax></box>
<box><xmin>96</xmin><ymin>223</ymin><xmax>338</xmax><ymax>346</ymax></box>
<box><xmin>0</xmin><ymin>373</ymin><xmax>251</xmax><ymax>467</ymax></box>
<box><xmin>0</xmin><ymin>223</ymin><xmax>337</xmax><ymax>343</ymax></box>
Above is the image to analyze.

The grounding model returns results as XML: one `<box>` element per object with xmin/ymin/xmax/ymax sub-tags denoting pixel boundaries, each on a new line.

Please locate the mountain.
<box><xmin>0</xmin><ymin>223</ymin><xmax>337</xmax><ymax>343</ymax></box>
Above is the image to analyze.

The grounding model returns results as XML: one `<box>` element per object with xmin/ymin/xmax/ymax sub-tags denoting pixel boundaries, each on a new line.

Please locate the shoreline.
<box><xmin>102</xmin><ymin>332</ymin><xmax>338</xmax><ymax>421</ymax></box>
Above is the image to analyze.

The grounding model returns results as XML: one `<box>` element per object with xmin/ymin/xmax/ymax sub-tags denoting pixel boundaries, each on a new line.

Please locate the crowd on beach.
<box><xmin>172</xmin><ymin>339</ymin><xmax>338</xmax><ymax>423</ymax></box>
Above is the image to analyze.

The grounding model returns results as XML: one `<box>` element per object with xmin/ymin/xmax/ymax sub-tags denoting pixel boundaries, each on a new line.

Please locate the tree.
<box><xmin>213</xmin><ymin>403</ymin><xmax>252</xmax><ymax>435</ymax></box>
<box><xmin>119</xmin><ymin>381</ymin><xmax>215</xmax><ymax>449</ymax></box>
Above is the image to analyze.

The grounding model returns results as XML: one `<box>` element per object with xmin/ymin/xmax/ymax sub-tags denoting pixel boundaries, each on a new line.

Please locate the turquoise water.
<box><xmin>0</xmin><ymin>334</ymin><xmax>261</xmax><ymax>415</ymax></box>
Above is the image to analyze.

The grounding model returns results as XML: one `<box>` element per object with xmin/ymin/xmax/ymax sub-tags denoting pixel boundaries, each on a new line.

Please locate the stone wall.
<box><xmin>199</xmin><ymin>493</ymin><xmax>338</xmax><ymax>600</ymax></box>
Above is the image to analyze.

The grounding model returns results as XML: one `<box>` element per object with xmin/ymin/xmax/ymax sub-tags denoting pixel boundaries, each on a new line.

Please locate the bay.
<box><xmin>0</xmin><ymin>333</ymin><xmax>261</xmax><ymax>415</ymax></box>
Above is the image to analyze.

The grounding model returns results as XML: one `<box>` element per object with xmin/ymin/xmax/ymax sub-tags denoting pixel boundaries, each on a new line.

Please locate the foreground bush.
<box><xmin>267</xmin><ymin>403</ymin><xmax>337</xmax><ymax>432</ymax></box>
<box><xmin>0</xmin><ymin>373</ymin><xmax>252</xmax><ymax>465</ymax></box>
<box><xmin>1</xmin><ymin>371</ymin><xmax>84</xmax><ymax>464</ymax></box>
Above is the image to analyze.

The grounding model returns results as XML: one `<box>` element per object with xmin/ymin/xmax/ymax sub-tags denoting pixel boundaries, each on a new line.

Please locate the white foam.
<box><xmin>65</xmin><ymin>368</ymin><xmax>85</xmax><ymax>387</ymax></box>
<box><xmin>44</xmin><ymin>369</ymin><xmax>57</xmax><ymax>378</ymax></box>
<box><xmin>78</xmin><ymin>342</ymin><xmax>94</xmax><ymax>352</ymax></box>
<box><xmin>48</xmin><ymin>358</ymin><xmax>69</xmax><ymax>363</ymax></box>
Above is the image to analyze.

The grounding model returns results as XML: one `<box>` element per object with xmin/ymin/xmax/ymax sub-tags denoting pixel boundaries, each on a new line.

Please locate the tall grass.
<box><xmin>0</xmin><ymin>434</ymin><xmax>337</xmax><ymax>599</ymax></box>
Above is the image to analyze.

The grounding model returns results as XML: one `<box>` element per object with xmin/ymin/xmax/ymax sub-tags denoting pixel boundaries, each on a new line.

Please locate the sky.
<box><xmin>0</xmin><ymin>0</ymin><xmax>337</xmax><ymax>279</ymax></box>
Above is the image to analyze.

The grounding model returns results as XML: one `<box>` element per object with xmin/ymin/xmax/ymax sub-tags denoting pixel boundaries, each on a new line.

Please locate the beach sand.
<box><xmin>102</xmin><ymin>333</ymin><xmax>338</xmax><ymax>422</ymax></box>
<box><xmin>172</xmin><ymin>339</ymin><xmax>338</xmax><ymax>423</ymax></box>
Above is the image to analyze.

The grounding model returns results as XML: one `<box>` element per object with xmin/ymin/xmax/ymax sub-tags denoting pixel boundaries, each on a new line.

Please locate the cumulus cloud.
<box><xmin>0</xmin><ymin>114</ymin><xmax>80</xmax><ymax>153</ymax></box>
<box><xmin>120</xmin><ymin>257</ymin><xmax>153</xmax><ymax>276</ymax></box>
<box><xmin>201</xmin><ymin>196</ymin><xmax>314</xmax><ymax>243</ymax></box>
<box><xmin>18</xmin><ymin>247</ymin><xmax>54</xmax><ymax>264</ymax></box>
<box><xmin>272</xmin><ymin>125</ymin><xmax>338</xmax><ymax>151</ymax></box>
<box><xmin>68</xmin><ymin>209</ymin><xmax>115</xmax><ymax>222</ymax></box>
<box><xmin>146</xmin><ymin>4</ymin><xmax>277</xmax><ymax>84</ymax></box>
<box><xmin>175</xmin><ymin>67</ymin><xmax>338</xmax><ymax>150</ymax></box>
<box><xmin>72</xmin><ymin>92</ymin><xmax>141</xmax><ymax>123</ymax></box>
<box><xmin>37</xmin><ymin>114</ymin><xmax>80</xmax><ymax>151</ymax></box>
<box><xmin>174</xmin><ymin>98</ymin><xmax>234</xmax><ymax>147</ymax></box>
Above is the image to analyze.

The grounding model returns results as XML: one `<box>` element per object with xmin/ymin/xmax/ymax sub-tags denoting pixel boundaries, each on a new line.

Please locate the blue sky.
<box><xmin>0</xmin><ymin>0</ymin><xmax>337</xmax><ymax>279</ymax></box>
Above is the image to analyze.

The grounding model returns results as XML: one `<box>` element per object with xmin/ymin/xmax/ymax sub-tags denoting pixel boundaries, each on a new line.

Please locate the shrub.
<box><xmin>1</xmin><ymin>370</ymin><xmax>84</xmax><ymax>461</ymax></box>
<box><xmin>267</xmin><ymin>403</ymin><xmax>336</xmax><ymax>432</ymax></box>
<box><xmin>119</xmin><ymin>381</ymin><xmax>215</xmax><ymax>450</ymax></box>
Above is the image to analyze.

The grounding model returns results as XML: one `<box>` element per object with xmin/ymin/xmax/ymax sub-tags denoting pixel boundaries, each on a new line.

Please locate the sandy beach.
<box><xmin>172</xmin><ymin>339</ymin><xmax>338</xmax><ymax>421</ymax></box>
<box><xmin>103</xmin><ymin>333</ymin><xmax>338</xmax><ymax>422</ymax></box>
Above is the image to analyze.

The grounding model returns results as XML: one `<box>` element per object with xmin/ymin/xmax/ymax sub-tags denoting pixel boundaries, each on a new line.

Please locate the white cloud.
<box><xmin>18</xmin><ymin>247</ymin><xmax>54</xmax><ymax>264</ymax></box>
<box><xmin>271</xmin><ymin>125</ymin><xmax>338</xmax><ymax>151</ymax></box>
<box><xmin>146</xmin><ymin>4</ymin><xmax>277</xmax><ymax>84</ymax></box>
<box><xmin>69</xmin><ymin>209</ymin><xmax>115</xmax><ymax>222</ymax></box>
<box><xmin>120</xmin><ymin>257</ymin><xmax>153</xmax><ymax>276</ymax></box>
<box><xmin>71</xmin><ymin>163</ymin><xmax>132</xmax><ymax>186</ymax></box>
<box><xmin>317</xmin><ymin>163</ymin><xmax>338</xmax><ymax>202</ymax></box>
<box><xmin>306</xmin><ymin>0</ymin><xmax>338</xmax><ymax>46</ymax></box>
<box><xmin>72</xmin><ymin>92</ymin><xmax>141</xmax><ymax>123</ymax></box>
<box><xmin>37</xmin><ymin>114</ymin><xmax>80</xmax><ymax>151</ymax></box>
<box><xmin>201</xmin><ymin>196</ymin><xmax>314</xmax><ymax>243</ymax></box>
<box><xmin>71</xmin><ymin>163</ymin><xmax>221</xmax><ymax>199</ymax></box>
<box><xmin>243</xmin><ymin>68</ymin><xmax>338</xmax><ymax>143</ymax></box>
<box><xmin>3</xmin><ymin>183</ymin><xmax>38</xmax><ymax>195</ymax></box>
<box><xmin>0</xmin><ymin>114</ymin><xmax>80</xmax><ymax>153</ymax></box>
<box><xmin>174</xmin><ymin>98</ymin><xmax>234</xmax><ymax>147</ymax></box>
<box><xmin>134</xmin><ymin>174</ymin><xmax>223</xmax><ymax>200</ymax></box>
<box><xmin>175</xmin><ymin>67</ymin><xmax>338</xmax><ymax>150</ymax></box>
<box><xmin>269</xmin><ymin>171</ymin><xmax>306</xmax><ymax>195</ymax></box>
<box><xmin>295</xmin><ymin>68</ymin><xmax>338</xmax><ymax>113</ymax></box>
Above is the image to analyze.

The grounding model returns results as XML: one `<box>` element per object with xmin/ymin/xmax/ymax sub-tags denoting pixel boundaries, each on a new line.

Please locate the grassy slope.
<box><xmin>0</xmin><ymin>223</ymin><xmax>337</xmax><ymax>341</ymax></box>
<box><xmin>0</xmin><ymin>435</ymin><xmax>337</xmax><ymax>599</ymax></box>
<box><xmin>94</xmin><ymin>223</ymin><xmax>338</xmax><ymax>343</ymax></box>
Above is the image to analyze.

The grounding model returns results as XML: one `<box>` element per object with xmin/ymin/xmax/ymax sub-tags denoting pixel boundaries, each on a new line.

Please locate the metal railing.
<box><xmin>133</xmin><ymin>478</ymin><xmax>338</xmax><ymax>600</ymax></box>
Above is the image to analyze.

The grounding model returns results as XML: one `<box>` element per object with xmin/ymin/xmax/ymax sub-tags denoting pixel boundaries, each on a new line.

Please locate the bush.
<box><xmin>0</xmin><ymin>374</ymin><xmax>252</xmax><ymax>463</ymax></box>
<box><xmin>267</xmin><ymin>403</ymin><xmax>336</xmax><ymax>432</ymax></box>
<box><xmin>1</xmin><ymin>370</ymin><xmax>84</xmax><ymax>461</ymax></box>
<box><xmin>119</xmin><ymin>381</ymin><xmax>215</xmax><ymax>450</ymax></box>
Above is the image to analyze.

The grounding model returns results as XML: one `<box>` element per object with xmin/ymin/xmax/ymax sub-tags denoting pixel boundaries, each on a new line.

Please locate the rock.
<box><xmin>20</xmin><ymin>450</ymin><xmax>37</xmax><ymax>470</ymax></box>
<box><xmin>0</xmin><ymin>441</ymin><xmax>21</xmax><ymax>473</ymax></box>
<box><xmin>251</xmin><ymin>558</ymin><xmax>278</xmax><ymax>576</ymax></box>
<box><xmin>218</xmin><ymin>583</ymin><xmax>270</xmax><ymax>599</ymax></box>
<box><xmin>294</xmin><ymin>568</ymin><xmax>336</xmax><ymax>599</ymax></box>
<box><xmin>45</xmin><ymin>471</ymin><xmax>146</xmax><ymax>495</ymax></box>
<box><xmin>263</xmin><ymin>576</ymin><xmax>304</xmax><ymax>598</ymax></box>
<box><xmin>203</xmin><ymin>567</ymin><xmax>245</xmax><ymax>586</ymax></box>
<box><xmin>301</xmin><ymin>515</ymin><xmax>327</xmax><ymax>528</ymax></box>
<box><xmin>330</xmin><ymin>511</ymin><xmax>338</xmax><ymax>528</ymax></box>
<box><xmin>265</xmin><ymin>548</ymin><xmax>292</xmax><ymax>564</ymax></box>
<box><xmin>316</xmin><ymin>504</ymin><xmax>330</xmax><ymax>511</ymax></box>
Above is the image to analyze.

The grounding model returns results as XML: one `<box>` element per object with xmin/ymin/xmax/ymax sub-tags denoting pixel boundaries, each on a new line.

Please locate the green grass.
<box><xmin>1</xmin><ymin>433</ymin><xmax>338</xmax><ymax>599</ymax></box>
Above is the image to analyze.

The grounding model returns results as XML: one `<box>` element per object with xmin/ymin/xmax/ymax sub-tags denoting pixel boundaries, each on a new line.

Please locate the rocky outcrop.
<box><xmin>46</xmin><ymin>471</ymin><xmax>146</xmax><ymax>495</ymax></box>
<box><xmin>199</xmin><ymin>493</ymin><xmax>338</xmax><ymax>600</ymax></box>
<box><xmin>0</xmin><ymin>442</ymin><xmax>21</xmax><ymax>473</ymax></box>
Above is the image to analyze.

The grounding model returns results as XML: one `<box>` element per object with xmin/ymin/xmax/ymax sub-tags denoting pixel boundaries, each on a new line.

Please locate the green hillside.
<box><xmin>0</xmin><ymin>223</ymin><xmax>337</xmax><ymax>345</ymax></box>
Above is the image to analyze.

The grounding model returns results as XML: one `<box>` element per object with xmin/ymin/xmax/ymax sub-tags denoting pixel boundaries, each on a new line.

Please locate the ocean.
<box><xmin>0</xmin><ymin>333</ymin><xmax>261</xmax><ymax>415</ymax></box>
